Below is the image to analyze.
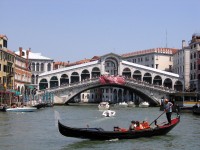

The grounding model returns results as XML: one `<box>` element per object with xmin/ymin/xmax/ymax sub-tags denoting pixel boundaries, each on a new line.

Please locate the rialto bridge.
<box><xmin>37</xmin><ymin>53</ymin><xmax>183</xmax><ymax>105</ymax></box>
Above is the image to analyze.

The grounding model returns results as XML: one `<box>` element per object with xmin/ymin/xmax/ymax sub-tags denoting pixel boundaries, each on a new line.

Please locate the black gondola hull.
<box><xmin>58</xmin><ymin>116</ymin><xmax>180</xmax><ymax>140</ymax></box>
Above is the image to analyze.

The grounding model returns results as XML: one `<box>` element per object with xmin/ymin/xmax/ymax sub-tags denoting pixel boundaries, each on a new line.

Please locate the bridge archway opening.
<box><xmin>105</xmin><ymin>57</ymin><xmax>118</xmax><ymax>75</ymax></box>
<box><xmin>153</xmin><ymin>75</ymin><xmax>162</xmax><ymax>85</ymax></box>
<box><xmin>122</xmin><ymin>68</ymin><xmax>131</xmax><ymax>78</ymax></box>
<box><xmin>91</xmin><ymin>67</ymin><xmax>100</xmax><ymax>78</ymax></box>
<box><xmin>143</xmin><ymin>73</ymin><xmax>152</xmax><ymax>84</ymax></box>
<box><xmin>50</xmin><ymin>76</ymin><xmax>58</xmax><ymax>88</ymax></box>
<box><xmin>133</xmin><ymin>70</ymin><xmax>142</xmax><ymax>80</ymax></box>
<box><xmin>71</xmin><ymin>72</ymin><xmax>79</xmax><ymax>83</ymax></box>
<box><xmin>81</xmin><ymin>69</ymin><xmax>90</xmax><ymax>81</ymax></box>
<box><xmin>67</xmin><ymin>84</ymin><xmax>159</xmax><ymax>106</ymax></box>
<box><xmin>174</xmin><ymin>80</ymin><xmax>183</xmax><ymax>91</ymax></box>
<box><xmin>39</xmin><ymin>79</ymin><xmax>48</xmax><ymax>90</ymax></box>
<box><xmin>163</xmin><ymin>78</ymin><xmax>172</xmax><ymax>89</ymax></box>
<box><xmin>60</xmin><ymin>74</ymin><xmax>69</xmax><ymax>85</ymax></box>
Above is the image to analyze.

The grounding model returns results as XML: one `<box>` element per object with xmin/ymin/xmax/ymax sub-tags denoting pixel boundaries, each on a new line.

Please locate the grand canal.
<box><xmin>0</xmin><ymin>105</ymin><xmax>200</xmax><ymax>150</ymax></box>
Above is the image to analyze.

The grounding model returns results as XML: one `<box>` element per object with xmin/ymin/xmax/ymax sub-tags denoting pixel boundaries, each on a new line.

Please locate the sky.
<box><xmin>1</xmin><ymin>0</ymin><xmax>200</xmax><ymax>62</ymax></box>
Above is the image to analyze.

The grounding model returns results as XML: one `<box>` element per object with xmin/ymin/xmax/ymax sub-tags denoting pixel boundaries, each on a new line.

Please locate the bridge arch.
<box><xmin>71</xmin><ymin>72</ymin><xmax>79</xmax><ymax>83</ymax></box>
<box><xmin>91</xmin><ymin>67</ymin><xmax>100</xmax><ymax>78</ymax></box>
<box><xmin>163</xmin><ymin>78</ymin><xmax>173</xmax><ymax>89</ymax></box>
<box><xmin>60</xmin><ymin>74</ymin><xmax>69</xmax><ymax>86</ymax></box>
<box><xmin>143</xmin><ymin>72</ymin><xmax>152</xmax><ymax>84</ymax></box>
<box><xmin>39</xmin><ymin>78</ymin><xmax>48</xmax><ymax>90</ymax></box>
<box><xmin>133</xmin><ymin>70</ymin><xmax>142</xmax><ymax>80</ymax></box>
<box><xmin>104</xmin><ymin>56</ymin><xmax>119</xmax><ymax>75</ymax></box>
<box><xmin>81</xmin><ymin>69</ymin><xmax>90</xmax><ymax>81</ymax></box>
<box><xmin>65</xmin><ymin>83</ymin><xmax>162</xmax><ymax>106</ymax></box>
<box><xmin>153</xmin><ymin>75</ymin><xmax>162</xmax><ymax>85</ymax></box>
<box><xmin>122</xmin><ymin>67</ymin><xmax>131</xmax><ymax>78</ymax></box>
<box><xmin>174</xmin><ymin>80</ymin><xmax>183</xmax><ymax>91</ymax></box>
<box><xmin>50</xmin><ymin>76</ymin><xmax>58</xmax><ymax>88</ymax></box>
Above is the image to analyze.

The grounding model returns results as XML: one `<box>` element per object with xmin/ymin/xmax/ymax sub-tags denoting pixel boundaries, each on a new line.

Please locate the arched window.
<box><xmin>36</xmin><ymin>63</ymin><xmax>40</xmax><ymax>71</ymax></box>
<box><xmin>41</xmin><ymin>63</ymin><xmax>44</xmax><ymax>72</ymax></box>
<box><xmin>48</xmin><ymin>63</ymin><xmax>51</xmax><ymax>71</ymax></box>
<box><xmin>32</xmin><ymin>63</ymin><xmax>35</xmax><ymax>71</ymax></box>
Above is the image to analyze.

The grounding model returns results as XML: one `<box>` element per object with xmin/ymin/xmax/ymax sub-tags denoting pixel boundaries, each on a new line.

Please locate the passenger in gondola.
<box><xmin>129</xmin><ymin>120</ymin><xmax>136</xmax><ymax>130</ymax></box>
<box><xmin>164</xmin><ymin>99</ymin><xmax>173</xmax><ymax>125</ymax></box>
<box><xmin>135</xmin><ymin>121</ymin><xmax>144</xmax><ymax>130</ymax></box>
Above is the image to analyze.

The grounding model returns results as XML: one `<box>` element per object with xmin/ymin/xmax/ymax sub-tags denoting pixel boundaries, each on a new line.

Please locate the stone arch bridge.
<box><xmin>38</xmin><ymin>53</ymin><xmax>183</xmax><ymax>105</ymax></box>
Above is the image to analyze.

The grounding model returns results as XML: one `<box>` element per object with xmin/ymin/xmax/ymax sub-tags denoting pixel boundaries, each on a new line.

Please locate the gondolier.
<box><xmin>164</xmin><ymin>99</ymin><xmax>173</xmax><ymax>125</ymax></box>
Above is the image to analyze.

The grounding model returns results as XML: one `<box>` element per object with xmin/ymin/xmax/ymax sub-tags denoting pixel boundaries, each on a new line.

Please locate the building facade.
<box><xmin>15</xmin><ymin>49</ymin><xmax>54</xmax><ymax>87</ymax></box>
<box><xmin>0</xmin><ymin>34</ymin><xmax>15</xmax><ymax>105</ymax></box>
<box><xmin>173</xmin><ymin>34</ymin><xmax>200</xmax><ymax>92</ymax></box>
<box><xmin>122</xmin><ymin>48</ymin><xmax>178</xmax><ymax>72</ymax></box>
<box><xmin>14</xmin><ymin>47</ymin><xmax>32</xmax><ymax>97</ymax></box>
<box><xmin>0</xmin><ymin>35</ymin><xmax>15</xmax><ymax>90</ymax></box>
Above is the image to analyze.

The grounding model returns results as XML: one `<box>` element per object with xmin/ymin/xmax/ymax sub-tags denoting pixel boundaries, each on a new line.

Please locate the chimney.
<box><xmin>19</xmin><ymin>47</ymin><xmax>23</xmax><ymax>56</ymax></box>
<box><xmin>182</xmin><ymin>40</ymin><xmax>187</xmax><ymax>48</ymax></box>
<box><xmin>26</xmin><ymin>49</ymin><xmax>29</xmax><ymax>59</ymax></box>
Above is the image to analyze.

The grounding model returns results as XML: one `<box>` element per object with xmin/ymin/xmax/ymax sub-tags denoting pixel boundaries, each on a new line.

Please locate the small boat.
<box><xmin>119</xmin><ymin>102</ymin><xmax>128</xmax><ymax>107</ymax></box>
<box><xmin>98</xmin><ymin>102</ymin><xmax>110</xmax><ymax>110</ymax></box>
<box><xmin>114</xmin><ymin>102</ymin><xmax>128</xmax><ymax>108</ymax></box>
<box><xmin>6</xmin><ymin>106</ymin><xmax>37</xmax><ymax>112</ymax></box>
<box><xmin>58</xmin><ymin>113</ymin><xmax>180</xmax><ymax>140</ymax></box>
<box><xmin>0</xmin><ymin>105</ymin><xmax>7</xmax><ymax>112</ymax></box>
<box><xmin>139</xmin><ymin>101</ymin><xmax>149</xmax><ymax>108</ymax></box>
<box><xmin>102</xmin><ymin>110</ymin><xmax>116</xmax><ymax>117</ymax></box>
<box><xmin>127</xmin><ymin>101</ymin><xmax>136</xmax><ymax>107</ymax></box>
<box><xmin>192</xmin><ymin>104</ymin><xmax>200</xmax><ymax>115</ymax></box>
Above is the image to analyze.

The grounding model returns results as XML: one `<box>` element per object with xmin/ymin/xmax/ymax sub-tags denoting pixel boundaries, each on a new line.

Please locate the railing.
<box><xmin>41</xmin><ymin>76</ymin><xmax>175</xmax><ymax>94</ymax></box>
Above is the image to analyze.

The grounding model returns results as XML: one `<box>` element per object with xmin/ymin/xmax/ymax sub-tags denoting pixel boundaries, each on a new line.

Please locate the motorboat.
<box><xmin>113</xmin><ymin>101</ymin><xmax>128</xmax><ymax>108</ymax></box>
<box><xmin>58</xmin><ymin>113</ymin><xmax>180</xmax><ymax>140</ymax></box>
<box><xmin>6</xmin><ymin>106</ymin><xmax>37</xmax><ymax>112</ymax></box>
<box><xmin>127</xmin><ymin>101</ymin><xmax>136</xmax><ymax>107</ymax></box>
<box><xmin>0</xmin><ymin>105</ymin><xmax>7</xmax><ymax>112</ymax></box>
<box><xmin>119</xmin><ymin>101</ymin><xmax>128</xmax><ymax>107</ymax></box>
<box><xmin>98</xmin><ymin>102</ymin><xmax>110</xmax><ymax>110</ymax></box>
<box><xmin>139</xmin><ymin>101</ymin><xmax>149</xmax><ymax>108</ymax></box>
<box><xmin>102</xmin><ymin>110</ymin><xmax>116</xmax><ymax>117</ymax></box>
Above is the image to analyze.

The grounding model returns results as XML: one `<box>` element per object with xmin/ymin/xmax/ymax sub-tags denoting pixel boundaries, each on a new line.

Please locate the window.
<box><xmin>3</xmin><ymin>40</ymin><xmax>7</xmax><ymax>48</ymax></box>
<box><xmin>36</xmin><ymin>63</ymin><xmax>39</xmax><ymax>71</ymax></box>
<box><xmin>41</xmin><ymin>63</ymin><xmax>44</xmax><ymax>71</ymax></box>
<box><xmin>47</xmin><ymin>63</ymin><xmax>51</xmax><ymax>71</ymax></box>
<box><xmin>169</xmin><ymin>65</ymin><xmax>172</xmax><ymax>71</ymax></box>
<box><xmin>32</xmin><ymin>63</ymin><xmax>35</xmax><ymax>71</ymax></box>
<box><xmin>156</xmin><ymin>64</ymin><xmax>158</xmax><ymax>69</ymax></box>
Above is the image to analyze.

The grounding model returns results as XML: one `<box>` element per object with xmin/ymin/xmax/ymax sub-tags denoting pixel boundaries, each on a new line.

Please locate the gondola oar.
<box><xmin>149</xmin><ymin>111</ymin><xmax>165</xmax><ymax>126</ymax></box>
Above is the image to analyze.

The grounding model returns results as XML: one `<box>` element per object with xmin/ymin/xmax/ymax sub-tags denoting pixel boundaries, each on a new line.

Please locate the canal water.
<box><xmin>0</xmin><ymin>105</ymin><xmax>200</xmax><ymax>150</ymax></box>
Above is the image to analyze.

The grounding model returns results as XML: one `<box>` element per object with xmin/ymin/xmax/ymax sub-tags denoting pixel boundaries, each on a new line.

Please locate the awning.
<box><xmin>25</xmin><ymin>85</ymin><xmax>34</xmax><ymax>89</ymax></box>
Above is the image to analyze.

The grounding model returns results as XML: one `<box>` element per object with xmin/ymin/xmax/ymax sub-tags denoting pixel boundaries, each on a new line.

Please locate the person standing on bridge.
<box><xmin>164</xmin><ymin>99</ymin><xmax>173</xmax><ymax>125</ymax></box>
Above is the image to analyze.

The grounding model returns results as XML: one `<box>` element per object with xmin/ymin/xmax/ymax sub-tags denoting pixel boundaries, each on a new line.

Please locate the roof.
<box><xmin>122</xmin><ymin>60</ymin><xmax>179</xmax><ymax>78</ymax></box>
<box><xmin>0</xmin><ymin>34</ymin><xmax>8</xmax><ymax>40</ymax></box>
<box><xmin>121</xmin><ymin>48</ymin><xmax>178</xmax><ymax>58</ymax></box>
<box><xmin>15</xmin><ymin>49</ymin><xmax>53</xmax><ymax>60</ymax></box>
<box><xmin>39</xmin><ymin>60</ymin><xmax>99</xmax><ymax>77</ymax></box>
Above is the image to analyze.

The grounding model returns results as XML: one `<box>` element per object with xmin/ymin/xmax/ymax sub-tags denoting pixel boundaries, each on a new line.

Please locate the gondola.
<box><xmin>58</xmin><ymin>113</ymin><xmax>180</xmax><ymax>140</ymax></box>
<box><xmin>193</xmin><ymin>107</ymin><xmax>200</xmax><ymax>115</ymax></box>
